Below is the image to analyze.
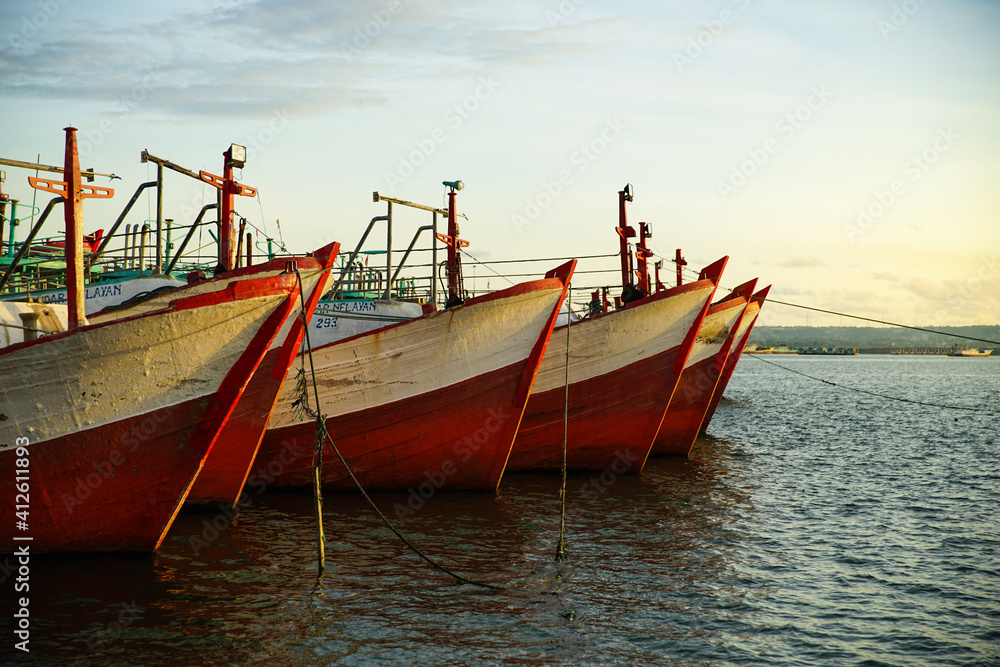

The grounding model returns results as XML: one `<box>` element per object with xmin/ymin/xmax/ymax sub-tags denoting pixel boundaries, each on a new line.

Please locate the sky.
<box><xmin>1</xmin><ymin>0</ymin><xmax>998</xmax><ymax>327</ymax></box>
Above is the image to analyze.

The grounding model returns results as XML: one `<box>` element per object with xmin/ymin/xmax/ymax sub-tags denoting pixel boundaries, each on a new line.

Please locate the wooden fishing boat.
<box><xmin>251</xmin><ymin>260</ymin><xmax>575</xmax><ymax>492</ymax></box>
<box><xmin>650</xmin><ymin>279</ymin><xmax>756</xmax><ymax>457</ymax></box>
<box><xmin>0</xmin><ymin>253</ymin><xmax>331</xmax><ymax>553</ymax></box>
<box><xmin>506</xmin><ymin>185</ymin><xmax>726</xmax><ymax>474</ymax></box>
<box><xmin>699</xmin><ymin>285</ymin><xmax>771</xmax><ymax>434</ymax></box>
<box><xmin>505</xmin><ymin>265</ymin><xmax>723</xmax><ymax>474</ymax></box>
<box><xmin>83</xmin><ymin>246</ymin><xmax>341</xmax><ymax>509</ymax></box>
<box><xmin>0</xmin><ymin>129</ymin><xmax>338</xmax><ymax>551</ymax></box>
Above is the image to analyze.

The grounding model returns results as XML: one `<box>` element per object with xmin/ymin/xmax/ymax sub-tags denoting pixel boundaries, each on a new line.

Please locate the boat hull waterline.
<box><xmin>700</xmin><ymin>285</ymin><xmax>771</xmax><ymax>434</ymax></box>
<box><xmin>253</xmin><ymin>262</ymin><xmax>576</xmax><ymax>493</ymax></box>
<box><xmin>651</xmin><ymin>285</ymin><xmax>754</xmax><ymax>457</ymax></box>
<box><xmin>507</xmin><ymin>260</ymin><xmax>727</xmax><ymax>475</ymax></box>
<box><xmin>0</xmin><ymin>264</ymin><xmax>323</xmax><ymax>553</ymax></box>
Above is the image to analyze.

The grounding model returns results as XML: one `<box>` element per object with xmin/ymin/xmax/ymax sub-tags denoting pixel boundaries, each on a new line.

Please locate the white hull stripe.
<box><xmin>532</xmin><ymin>284</ymin><xmax>714</xmax><ymax>393</ymax></box>
<box><xmin>270</xmin><ymin>285</ymin><xmax>565</xmax><ymax>428</ymax></box>
<box><xmin>0</xmin><ymin>293</ymin><xmax>287</xmax><ymax>447</ymax></box>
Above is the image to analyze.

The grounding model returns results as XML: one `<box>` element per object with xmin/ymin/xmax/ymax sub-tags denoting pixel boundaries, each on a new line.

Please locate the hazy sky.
<box><xmin>2</xmin><ymin>0</ymin><xmax>998</xmax><ymax>326</ymax></box>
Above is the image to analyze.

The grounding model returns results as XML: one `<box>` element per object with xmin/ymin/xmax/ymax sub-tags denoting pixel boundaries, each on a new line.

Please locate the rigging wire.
<box><xmin>748</xmin><ymin>354</ymin><xmax>992</xmax><ymax>413</ymax></box>
<box><xmin>460</xmin><ymin>253</ymin><xmax>620</xmax><ymax>266</ymax></box>
<box><xmin>460</xmin><ymin>248</ymin><xmax>516</xmax><ymax>288</ymax></box>
<box><xmin>756</xmin><ymin>300</ymin><xmax>1000</xmax><ymax>347</ymax></box>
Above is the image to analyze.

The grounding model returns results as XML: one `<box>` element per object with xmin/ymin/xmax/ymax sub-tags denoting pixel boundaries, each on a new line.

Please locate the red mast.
<box><xmin>27</xmin><ymin>128</ymin><xmax>114</xmax><ymax>329</ymax></box>
<box><xmin>636</xmin><ymin>221</ymin><xmax>653</xmax><ymax>295</ymax></box>
<box><xmin>64</xmin><ymin>128</ymin><xmax>84</xmax><ymax>330</ymax></box>
<box><xmin>674</xmin><ymin>248</ymin><xmax>687</xmax><ymax>287</ymax></box>
<box><xmin>199</xmin><ymin>144</ymin><xmax>255</xmax><ymax>273</ymax></box>
<box><xmin>615</xmin><ymin>184</ymin><xmax>636</xmax><ymax>298</ymax></box>
<box><xmin>438</xmin><ymin>180</ymin><xmax>468</xmax><ymax>308</ymax></box>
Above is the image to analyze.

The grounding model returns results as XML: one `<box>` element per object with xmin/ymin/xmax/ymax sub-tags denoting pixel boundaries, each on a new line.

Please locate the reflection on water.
<box><xmin>4</xmin><ymin>357</ymin><xmax>998</xmax><ymax>666</ymax></box>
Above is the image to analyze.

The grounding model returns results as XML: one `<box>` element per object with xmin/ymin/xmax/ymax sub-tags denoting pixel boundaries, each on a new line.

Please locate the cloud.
<box><xmin>0</xmin><ymin>0</ymin><xmax>624</xmax><ymax>118</ymax></box>
<box><xmin>903</xmin><ymin>277</ymin><xmax>949</xmax><ymax>302</ymax></box>
<box><xmin>776</xmin><ymin>256</ymin><xmax>827</xmax><ymax>268</ymax></box>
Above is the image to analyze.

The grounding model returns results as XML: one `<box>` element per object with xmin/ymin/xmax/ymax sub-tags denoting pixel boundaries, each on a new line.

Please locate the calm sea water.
<box><xmin>3</xmin><ymin>355</ymin><xmax>998</xmax><ymax>666</ymax></box>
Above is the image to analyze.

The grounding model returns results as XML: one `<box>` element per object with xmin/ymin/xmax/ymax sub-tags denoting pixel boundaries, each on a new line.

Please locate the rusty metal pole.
<box><xmin>431</xmin><ymin>211</ymin><xmax>438</xmax><ymax>304</ymax></box>
<box><xmin>245</xmin><ymin>232</ymin><xmax>252</xmax><ymax>267</ymax></box>
<box><xmin>446</xmin><ymin>190</ymin><xmax>459</xmax><ymax>301</ymax></box>
<box><xmin>155</xmin><ymin>163</ymin><xmax>163</xmax><ymax>274</ymax></box>
<box><xmin>636</xmin><ymin>222</ymin><xmax>651</xmax><ymax>294</ymax></box>
<box><xmin>63</xmin><ymin>127</ymin><xmax>85</xmax><ymax>330</ymax></box>
<box><xmin>219</xmin><ymin>151</ymin><xmax>235</xmax><ymax>272</ymax></box>
<box><xmin>674</xmin><ymin>248</ymin><xmax>686</xmax><ymax>287</ymax></box>
<box><xmin>617</xmin><ymin>188</ymin><xmax>631</xmax><ymax>292</ymax></box>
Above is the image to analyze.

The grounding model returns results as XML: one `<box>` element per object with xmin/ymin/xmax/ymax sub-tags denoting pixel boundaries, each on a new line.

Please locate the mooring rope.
<box><xmin>293</xmin><ymin>266</ymin><xmax>503</xmax><ymax>590</ymax></box>
<box><xmin>316</xmin><ymin>423</ymin><xmax>505</xmax><ymax>590</ymax></box>
<box><xmin>556</xmin><ymin>286</ymin><xmax>570</xmax><ymax>562</ymax></box>
<box><xmin>294</xmin><ymin>268</ymin><xmax>327</xmax><ymax>575</ymax></box>
<box><xmin>748</xmin><ymin>354</ymin><xmax>992</xmax><ymax>413</ymax></box>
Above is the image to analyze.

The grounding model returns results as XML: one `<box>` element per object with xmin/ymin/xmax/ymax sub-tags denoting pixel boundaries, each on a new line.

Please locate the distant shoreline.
<box><xmin>749</xmin><ymin>325</ymin><xmax>999</xmax><ymax>353</ymax></box>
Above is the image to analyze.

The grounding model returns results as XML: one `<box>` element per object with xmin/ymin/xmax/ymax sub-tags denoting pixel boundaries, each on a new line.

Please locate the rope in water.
<box><xmin>316</xmin><ymin>422</ymin><xmax>505</xmax><ymax>590</ymax></box>
<box><xmin>556</xmin><ymin>285</ymin><xmax>570</xmax><ymax>562</ymax></box>
<box><xmin>748</xmin><ymin>354</ymin><xmax>992</xmax><ymax>413</ymax></box>
<box><xmin>294</xmin><ymin>267</ymin><xmax>504</xmax><ymax>590</ymax></box>
<box><xmin>294</xmin><ymin>268</ymin><xmax>327</xmax><ymax>575</ymax></box>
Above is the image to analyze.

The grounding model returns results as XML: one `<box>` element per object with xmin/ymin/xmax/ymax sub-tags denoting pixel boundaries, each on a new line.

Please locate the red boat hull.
<box><xmin>651</xmin><ymin>285</ymin><xmax>753</xmax><ymax>457</ymax></box>
<box><xmin>254</xmin><ymin>264</ymin><xmax>574</xmax><ymax>492</ymax></box>
<box><xmin>650</xmin><ymin>356</ymin><xmax>725</xmax><ymax>456</ymax></box>
<box><xmin>700</xmin><ymin>286</ymin><xmax>769</xmax><ymax>434</ymax></box>
<box><xmin>185</xmin><ymin>248</ymin><xmax>338</xmax><ymax>507</ymax></box>
<box><xmin>256</xmin><ymin>361</ymin><xmax>529</xmax><ymax>490</ymax></box>
<box><xmin>2</xmin><ymin>397</ymin><xmax>212</xmax><ymax>552</ymax></box>
<box><xmin>0</xmin><ymin>253</ymin><xmax>332</xmax><ymax>553</ymax></box>
<box><xmin>507</xmin><ymin>276</ymin><xmax>721</xmax><ymax>474</ymax></box>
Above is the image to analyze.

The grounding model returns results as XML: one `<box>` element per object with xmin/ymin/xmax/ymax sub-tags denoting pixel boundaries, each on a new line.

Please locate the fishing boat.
<box><xmin>700</xmin><ymin>285</ymin><xmax>771</xmax><ymax>434</ymax></box>
<box><xmin>251</xmin><ymin>186</ymin><xmax>575</xmax><ymax>492</ymax></box>
<box><xmin>0</xmin><ymin>129</ymin><xmax>334</xmax><ymax>553</ymax></box>
<box><xmin>947</xmin><ymin>346</ymin><xmax>992</xmax><ymax>357</ymax></box>
<box><xmin>1</xmin><ymin>144</ymin><xmax>269</xmax><ymax>319</ymax></box>
<box><xmin>650</xmin><ymin>278</ymin><xmax>757</xmax><ymax>457</ymax></box>
<box><xmin>83</xmin><ymin>245</ymin><xmax>342</xmax><ymax>509</ymax></box>
<box><xmin>506</xmin><ymin>186</ymin><xmax>726</xmax><ymax>474</ymax></box>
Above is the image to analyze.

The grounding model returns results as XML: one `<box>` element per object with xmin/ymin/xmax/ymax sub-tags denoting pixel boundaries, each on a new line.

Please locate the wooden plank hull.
<box><xmin>652</xmin><ymin>291</ymin><xmax>750</xmax><ymax>457</ymax></box>
<box><xmin>700</xmin><ymin>286</ymin><xmax>770</xmax><ymax>434</ymax></box>
<box><xmin>0</xmin><ymin>262</ymin><xmax>317</xmax><ymax>553</ymax></box>
<box><xmin>254</xmin><ymin>264</ymin><xmax>574</xmax><ymax>491</ymax></box>
<box><xmin>507</xmin><ymin>278</ymin><xmax>719</xmax><ymax>474</ymax></box>
<box><xmin>185</xmin><ymin>248</ymin><xmax>338</xmax><ymax>506</ymax></box>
